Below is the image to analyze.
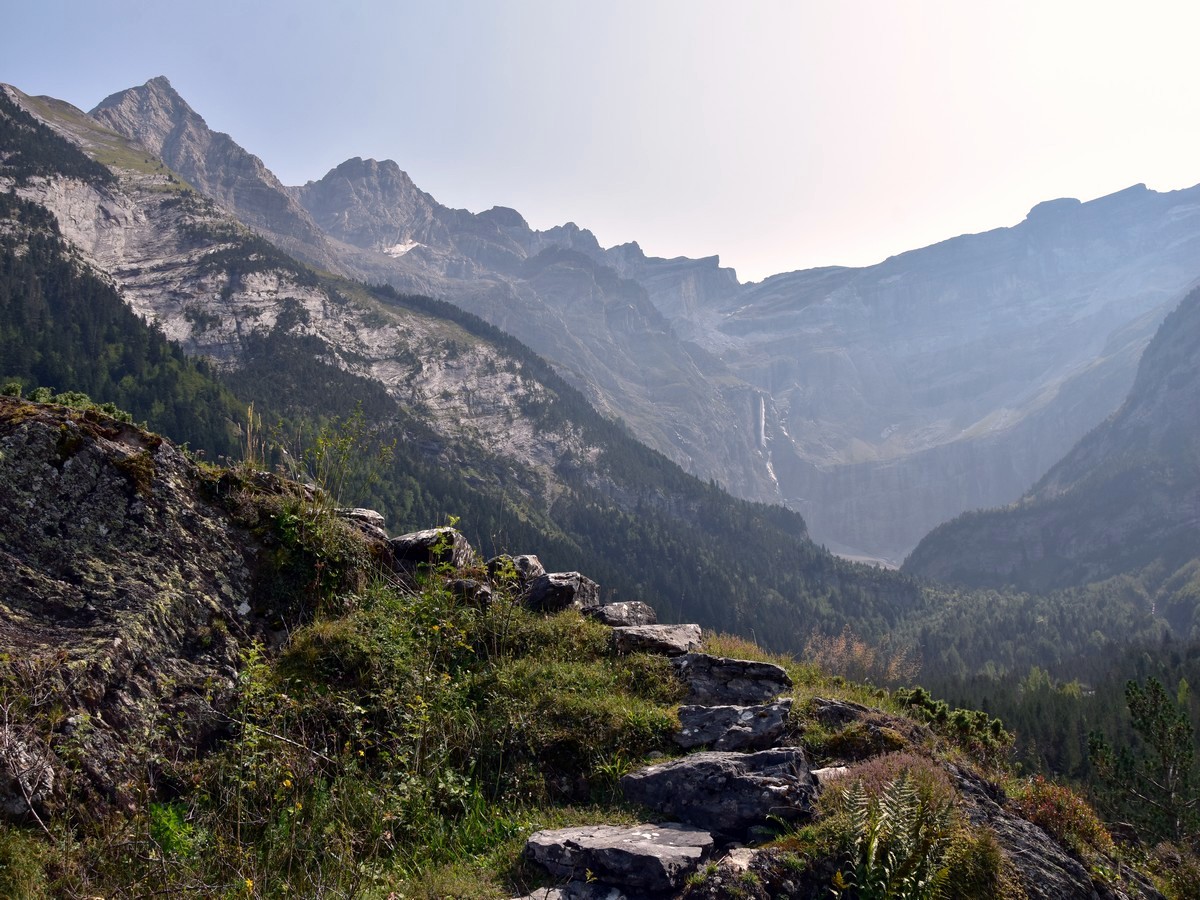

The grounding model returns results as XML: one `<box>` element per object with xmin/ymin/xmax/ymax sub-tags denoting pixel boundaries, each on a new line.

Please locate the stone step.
<box><xmin>612</xmin><ymin>623</ymin><xmax>702</xmax><ymax>656</ymax></box>
<box><xmin>620</xmin><ymin>748</ymin><xmax>817</xmax><ymax>839</ymax></box>
<box><xmin>524</xmin><ymin>822</ymin><xmax>714</xmax><ymax>894</ymax></box>
<box><xmin>675</xmin><ymin>699</ymin><xmax>793</xmax><ymax>751</ymax></box>
<box><xmin>513</xmin><ymin>883</ymin><xmax>628</xmax><ymax>900</ymax></box>
<box><xmin>585</xmin><ymin>600</ymin><xmax>658</xmax><ymax>627</ymax></box>
<box><xmin>670</xmin><ymin>653</ymin><xmax>792</xmax><ymax>705</ymax></box>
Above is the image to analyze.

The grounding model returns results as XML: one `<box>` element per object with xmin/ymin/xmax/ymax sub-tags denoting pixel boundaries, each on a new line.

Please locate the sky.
<box><xmin>6</xmin><ymin>0</ymin><xmax>1200</xmax><ymax>282</ymax></box>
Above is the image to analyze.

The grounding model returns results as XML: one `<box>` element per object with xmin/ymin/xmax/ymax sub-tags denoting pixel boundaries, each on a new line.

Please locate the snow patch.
<box><xmin>384</xmin><ymin>240</ymin><xmax>421</xmax><ymax>257</ymax></box>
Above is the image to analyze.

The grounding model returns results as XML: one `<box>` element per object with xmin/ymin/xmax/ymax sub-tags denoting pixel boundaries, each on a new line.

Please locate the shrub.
<box><xmin>1009</xmin><ymin>776</ymin><xmax>1115</xmax><ymax>858</ymax></box>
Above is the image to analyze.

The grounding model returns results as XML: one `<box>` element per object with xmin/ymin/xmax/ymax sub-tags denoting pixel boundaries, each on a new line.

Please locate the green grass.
<box><xmin>19</xmin><ymin>91</ymin><xmax>196</xmax><ymax>191</ymax></box>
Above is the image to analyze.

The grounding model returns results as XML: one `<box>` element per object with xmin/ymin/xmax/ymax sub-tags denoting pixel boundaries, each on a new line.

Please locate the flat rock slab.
<box><xmin>621</xmin><ymin>748</ymin><xmax>817</xmax><ymax>837</ymax></box>
<box><xmin>526</xmin><ymin>571</ymin><xmax>600</xmax><ymax>612</ymax></box>
<box><xmin>513</xmin><ymin>884</ymin><xmax>629</xmax><ymax>900</ymax></box>
<box><xmin>612</xmin><ymin>624</ymin><xmax>702</xmax><ymax>656</ymax></box>
<box><xmin>670</xmin><ymin>653</ymin><xmax>793</xmax><ymax>705</ymax></box>
<box><xmin>675</xmin><ymin>699</ymin><xmax>792</xmax><ymax>751</ymax></box>
<box><xmin>525</xmin><ymin>822</ymin><xmax>713</xmax><ymax>893</ymax></box>
<box><xmin>587</xmin><ymin>601</ymin><xmax>658</xmax><ymax>627</ymax></box>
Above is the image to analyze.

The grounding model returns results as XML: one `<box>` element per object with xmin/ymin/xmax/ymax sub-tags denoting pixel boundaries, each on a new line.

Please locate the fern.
<box><xmin>832</xmin><ymin>772</ymin><xmax>953</xmax><ymax>899</ymax></box>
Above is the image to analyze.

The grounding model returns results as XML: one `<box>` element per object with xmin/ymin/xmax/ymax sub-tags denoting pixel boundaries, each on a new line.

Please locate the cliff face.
<box><xmin>904</xmin><ymin>285</ymin><xmax>1200</xmax><ymax>627</ymax></box>
<box><xmin>4</xmin><ymin>84</ymin><xmax>588</xmax><ymax>482</ymax></box>
<box><xmin>0</xmin><ymin>398</ymin><xmax>257</xmax><ymax>809</ymax></box>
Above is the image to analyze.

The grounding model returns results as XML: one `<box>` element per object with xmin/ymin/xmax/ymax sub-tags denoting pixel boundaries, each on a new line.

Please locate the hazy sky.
<box><xmin>6</xmin><ymin>1</ymin><xmax>1200</xmax><ymax>282</ymax></box>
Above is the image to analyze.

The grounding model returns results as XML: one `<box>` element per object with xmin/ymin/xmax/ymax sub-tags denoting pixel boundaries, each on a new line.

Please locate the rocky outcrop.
<box><xmin>952</xmin><ymin>768</ymin><xmax>1166</xmax><ymax>900</ymax></box>
<box><xmin>0</xmin><ymin>398</ymin><xmax>258</xmax><ymax>809</ymax></box>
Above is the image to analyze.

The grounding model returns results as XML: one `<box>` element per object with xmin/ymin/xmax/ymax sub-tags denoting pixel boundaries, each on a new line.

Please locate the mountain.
<box><xmin>91</xmin><ymin>79</ymin><xmax>781</xmax><ymax>505</ymax></box>
<box><xmin>89</xmin><ymin>76</ymin><xmax>345</xmax><ymax>273</ymax></box>
<box><xmin>90</xmin><ymin>79</ymin><xmax>1200</xmax><ymax>566</ymax></box>
<box><xmin>671</xmin><ymin>188</ymin><xmax>1200</xmax><ymax>562</ymax></box>
<box><xmin>904</xmin><ymin>283</ymin><xmax>1200</xmax><ymax>635</ymax></box>
<box><xmin>0</xmin><ymin>80</ymin><xmax>921</xmax><ymax>655</ymax></box>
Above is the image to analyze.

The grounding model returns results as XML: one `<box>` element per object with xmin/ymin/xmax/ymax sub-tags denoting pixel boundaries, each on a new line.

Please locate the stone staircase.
<box><xmin>514</xmin><ymin>598</ymin><xmax>816</xmax><ymax>899</ymax></box>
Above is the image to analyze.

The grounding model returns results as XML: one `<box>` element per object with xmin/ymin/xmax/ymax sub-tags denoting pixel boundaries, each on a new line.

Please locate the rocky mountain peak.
<box><xmin>90</xmin><ymin>76</ymin><xmax>203</xmax><ymax>159</ymax></box>
<box><xmin>90</xmin><ymin>77</ymin><xmax>342</xmax><ymax>272</ymax></box>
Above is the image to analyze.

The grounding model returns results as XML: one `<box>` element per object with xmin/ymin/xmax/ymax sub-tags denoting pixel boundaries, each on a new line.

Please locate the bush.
<box><xmin>1009</xmin><ymin>776</ymin><xmax>1115</xmax><ymax>858</ymax></box>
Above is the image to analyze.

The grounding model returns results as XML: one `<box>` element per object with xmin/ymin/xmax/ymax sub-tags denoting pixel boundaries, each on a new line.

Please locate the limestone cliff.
<box><xmin>89</xmin><ymin>76</ymin><xmax>345</xmax><ymax>273</ymax></box>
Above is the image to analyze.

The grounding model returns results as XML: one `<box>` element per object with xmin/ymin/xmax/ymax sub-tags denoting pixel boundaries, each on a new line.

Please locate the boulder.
<box><xmin>448</xmin><ymin>578</ymin><xmax>492</xmax><ymax>607</ymax></box>
<box><xmin>612</xmin><ymin>624</ymin><xmax>702</xmax><ymax>656</ymax></box>
<box><xmin>675</xmin><ymin>699</ymin><xmax>792</xmax><ymax>751</ymax></box>
<box><xmin>810</xmin><ymin>697</ymin><xmax>871</xmax><ymax>728</ymax></box>
<box><xmin>525</xmin><ymin>571</ymin><xmax>600</xmax><ymax>612</ymax></box>
<box><xmin>586</xmin><ymin>601</ymin><xmax>658</xmax><ymax>627</ymax></box>
<box><xmin>334</xmin><ymin>507</ymin><xmax>388</xmax><ymax>540</ymax></box>
<box><xmin>670</xmin><ymin>653</ymin><xmax>792</xmax><ymax>706</ymax></box>
<box><xmin>389</xmin><ymin>527</ymin><xmax>475</xmax><ymax>572</ymax></box>
<box><xmin>620</xmin><ymin>748</ymin><xmax>817</xmax><ymax>837</ymax></box>
<box><xmin>487</xmin><ymin>553</ymin><xmax>546</xmax><ymax>588</ymax></box>
<box><xmin>525</xmin><ymin>822</ymin><xmax>713</xmax><ymax>893</ymax></box>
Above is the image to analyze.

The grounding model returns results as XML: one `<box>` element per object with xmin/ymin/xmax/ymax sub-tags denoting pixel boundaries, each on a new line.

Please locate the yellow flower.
<box><xmin>282</xmin><ymin>778</ymin><xmax>292</xmax><ymax>788</ymax></box>
<box><xmin>245</xmin><ymin>877</ymin><xmax>254</xmax><ymax>892</ymax></box>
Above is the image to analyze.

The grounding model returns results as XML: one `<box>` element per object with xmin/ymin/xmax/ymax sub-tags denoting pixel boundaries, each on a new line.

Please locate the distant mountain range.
<box><xmin>85</xmin><ymin>77</ymin><xmax>1200</xmax><ymax>563</ymax></box>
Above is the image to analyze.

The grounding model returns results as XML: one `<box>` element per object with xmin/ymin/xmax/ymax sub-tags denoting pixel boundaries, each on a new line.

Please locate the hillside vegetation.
<box><xmin>0</xmin><ymin>397</ymin><xmax>1188</xmax><ymax>898</ymax></box>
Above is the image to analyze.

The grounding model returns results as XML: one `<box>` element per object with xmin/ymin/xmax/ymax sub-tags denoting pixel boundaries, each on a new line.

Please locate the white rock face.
<box><xmin>5</xmin><ymin>91</ymin><xmax>588</xmax><ymax>489</ymax></box>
